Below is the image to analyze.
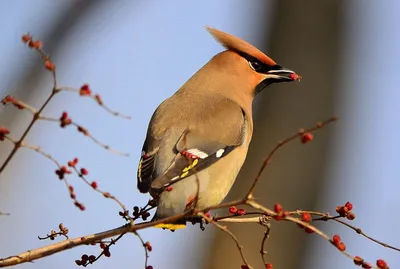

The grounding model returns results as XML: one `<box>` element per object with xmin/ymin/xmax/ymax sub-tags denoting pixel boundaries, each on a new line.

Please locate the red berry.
<box><xmin>336</xmin><ymin>242</ymin><xmax>346</xmax><ymax>251</ymax></box>
<box><xmin>0</xmin><ymin>127</ymin><xmax>10</xmax><ymax>141</ymax></box>
<box><xmin>80</xmin><ymin>168</ymin><xmax>88</xmax><ymax>175</ymax></box>
<box><xmin>146</xmin><ymin>266</ymin><xmax>153</xmax><ymax>269</ymax></box>
<box><xmin>345</xmin><ymin>201</ymin><xmax>353</xmax><ymax>211</ymax></box>
<box><xmin>301</xmin><ymin>213</ymin><xmax>311</xmax><ymax>222</ymax></box>
<box><xmin>229</xmin><ymin>206</ymin><xmax>238</xmax><ymax>214</ymax></box>
<box><xmin>79</xmin><ymin>84</ymin><xmax>92</xmax><ymax>96</ymax></box>
<box><xmin>376</xmin><ymin>259</ymin><xmax>387</xmax><ymax>269</ymax></box>
<box><xmin>236</xmin><ymin>208</ymin><xmax>246</xmax><ymax>216</ymax></box>
<box><xmin>32</xmin><ymin>40</ymin><xmax>42</xmax><ymax>49</ymax></box>
<box><xmin>61</xmin><ymin>112</ymin><xmax>68</xmax><ymax>120</ymax></box>
<box><xmin>274</xmin><ymin>203</ymin><xmax>283</xmax><ymax>213</ymax></box>
<box><xmin>304</xmin><ymin>227</ymin><xmax>314</xmax><ymax>234</ymax></box>
<box><xmin>289</xmin><ymin>73</ymin><xmax>301</xmax><ymax>81</ymax></box>
<box><xmin>301</xmin><ymin>132</ymin><xmax>314</xmax><ymax>144</ymax></box>
<box><xmin>145</xmin><ymin>241</ymin><xmax>152</xmax><ymax>252</ymax></box>
<box><xmin>28</xmin><ymin>40</ymin><xmax>35</xmax><ymax>48</ymax></box>
<box><xmin>44</xmin><ymin>60</ymin><xmax>55</xmax><ymax>71</ymax></box>
<box><xmin>332</xmin><ymin>234</ymin><xmax>341</xmax><ymax>244</ymax></box>
<box><xmin>265</xmin><ymin>263</ymin><xmax>273</xmax><ymax>269</ymax></box>
<box><xmin>22</xmin><ymin>34</ymin><xmax>32</xmax><ymax>43</ymax></box>
<box><xmin>90</xmin><ymin>181</ymin><xmax>98</xmax><ymax>189</ymax></box>
<box><xmin>241</xmin><ymin>265</ymin><xmax>249</xmax><ymax>269</ymax></box>
<box><xmin>166</xmin><ymin>186</ymin><xmax>173</xmax><ymax>192</ymax></box>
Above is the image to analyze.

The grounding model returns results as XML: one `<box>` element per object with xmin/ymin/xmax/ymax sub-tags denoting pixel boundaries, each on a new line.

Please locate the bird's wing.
<box><xmin>137</xmin><ymin>96</ymin><xmax>247</xmax><ymax>193</ymax></box>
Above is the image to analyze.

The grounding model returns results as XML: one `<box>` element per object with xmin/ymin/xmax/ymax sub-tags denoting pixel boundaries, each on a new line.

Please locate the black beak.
<box><xmin>267</xmin><ymin>67</ymin><xmax>301</xmax><ymax>82</ymax></box>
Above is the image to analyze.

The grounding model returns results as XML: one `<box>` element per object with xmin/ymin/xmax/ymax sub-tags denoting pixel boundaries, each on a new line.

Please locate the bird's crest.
<box><xmin>205</xmin><ymin>26</ymin><xmax>276</xmax><ymax>66</ymax></box>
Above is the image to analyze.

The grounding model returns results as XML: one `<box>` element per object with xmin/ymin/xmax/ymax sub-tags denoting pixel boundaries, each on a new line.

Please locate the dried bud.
<box><xmin>362</xmin><ymin>262</ymin><xmax>372</xmax><ymax>269</ymax></box>
<box><xmin>95</xmin><ymin>94</ymin><xmax>103</xmax><ymax>105</ymax></box>
<box><xmin>79</xmin><ymin>84</ymin><xmax>92</xmax><ymax>96</ymax></box>
<box><xmin>0</xmin><ymin>127</ymin><xmax>10</xmax><ymax>141</ymax></box>
<box><xmin>22</xmin><ymin>33</ymin><xmax>32</xmax><ymax>43</ymax></box>
<box><xmin>103</xmin><ymin>249</ymin><xmax>111</xmax><ymax>257</ymax></box>
<box><xmin>44</xmin><ymin>60</ymin><xmax>55</xmax><ymax>71</ymax></box>
<box><xmin>353</xmin><ymin>256</ymin><xmax>364</xmax><ymax>266</ymax></box>
<box><xmin>145</xmin><ymin>241</ymin><xmax>152</xmax><ymax>252</ymax></box>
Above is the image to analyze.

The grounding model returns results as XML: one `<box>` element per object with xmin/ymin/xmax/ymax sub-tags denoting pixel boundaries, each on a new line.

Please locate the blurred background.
<box><xmin>0</xmin><ymin>1</ymin><xmax>399</xmax><ymax>268</ymax></box>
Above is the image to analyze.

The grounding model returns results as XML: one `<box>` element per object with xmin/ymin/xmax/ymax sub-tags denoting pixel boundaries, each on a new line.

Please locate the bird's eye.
<box><xmin>249</xmin><ymin>60</ymin><xmax>263</xmax><ymax>72</ymax></box>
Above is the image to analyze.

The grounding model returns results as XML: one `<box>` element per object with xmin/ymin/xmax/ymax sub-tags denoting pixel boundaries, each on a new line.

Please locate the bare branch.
<box><xmin>246</xmin><ymin>117</ymin><xmax>337</xmax><ymax>199</ymax></box>
<box><xmin>199</xmin><ymin>212</ymin><xmax>252</xmax><ymax>269</ymax></box>
<box><xmin>39</xmin><ymin>116</ymin><xmax>129</xmax><ymax>156</ymax></box>
<box><xmin>57</xmin><ymin>86</ymin><xmax>131</xmax><ymax>119</ymax></box>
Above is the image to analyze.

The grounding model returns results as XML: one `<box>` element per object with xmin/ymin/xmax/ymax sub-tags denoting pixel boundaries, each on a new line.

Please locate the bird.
<box><xmin>137</xmin><ymin>26</ymin><xmax>301</xmax><ymax>230</ymax></box>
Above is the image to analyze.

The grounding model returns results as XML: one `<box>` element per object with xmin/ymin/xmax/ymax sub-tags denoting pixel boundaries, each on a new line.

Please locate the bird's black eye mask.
<box><xmin>236</xmin><ymin>51</ymin><xmax>282</xmax><ymax>74</ymax></box>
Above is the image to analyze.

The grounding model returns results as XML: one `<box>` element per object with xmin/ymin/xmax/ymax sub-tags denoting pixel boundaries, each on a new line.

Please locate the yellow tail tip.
<box><xmin>154</xmin><ymin>223</ymin><xmax>186</xmax><ymax>231</ymax></box>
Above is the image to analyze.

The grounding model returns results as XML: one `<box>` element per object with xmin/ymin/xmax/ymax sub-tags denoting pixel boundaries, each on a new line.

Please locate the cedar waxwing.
<box><xmin>137</xmin><ymin>27</ymin><xmax>300</xmax><ymax>230</ymax></box>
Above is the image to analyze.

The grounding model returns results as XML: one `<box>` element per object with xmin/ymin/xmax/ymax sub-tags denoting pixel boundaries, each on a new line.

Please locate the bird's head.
<box><xmin>206</xmin><ymin>26</ymin><xmax>301</xmax><ymax>95</ymax></box>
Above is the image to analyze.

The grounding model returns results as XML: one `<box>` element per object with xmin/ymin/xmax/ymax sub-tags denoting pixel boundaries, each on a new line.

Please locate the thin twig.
<box><xmin>0</xmin><ymin>47</ymin><xmax>58</xmax><ymax>175</ymax></box>
<box><xmin>39</xmin><ymin>116</ymin><xmax>129</xmax><ymax>156</ymax></box>
<box><xmin>290</xmin><ymin>210</ymin><xmax>400</xmax><ymax>252</ymax></box>
<box><xmin>133</xmin><ymin>231</ymin><xmax>150</xmax><ymax>269</ymax></box>
<box><xmin>72</xmin><ymin>166</ymin><xmax>127</xmax><ymax>216</ymax></box>
<box><xmin>21</xmin><ymin>142</ymin><xmax>62</xmax><ymax>167</ymax></box>
<box><xmin>246</xmin><ymin>117</ymin><xmax>337</xmax><ymax>199</ymax></box>
<box><xmin>57</xmin><ymin>86</ymin><xmax>131</xmax><ymax>119</ymax></box>
<box><xmin>84</xmin><ymin>233</ymin><xmax>126</xmax><ymax>266</ymax></box>
<box><xmin>245</xmin><ymin>200</ymin><xmax>379</xmax><ymax>267</ymax></box>
<box><xmin>260</xmin><ymin>223</ymin><xmax>271</xmax><ymax>266</ymax></box>
<box><xmin>1</xmin><ymin>97</ymin><xmax>37</xmax><ymax>114</ymax></box>
<box><xmin>0</xmin><ymin>212</ymin><xmax>190</xmax><ymax>267</ymax></box>
<box><xmin>199</xmin><ymin>212</ymin><xmax>252</xmax><ymax>269</ymax></box>
<box><xmin>215</xmin><ymin>216</ymin><xmax>263</xmax><ymax>223</ymax></box>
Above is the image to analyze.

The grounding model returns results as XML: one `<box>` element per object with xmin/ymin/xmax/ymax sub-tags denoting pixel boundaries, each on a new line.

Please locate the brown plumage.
<box><xmin>137</xmin><ymin>26</ymin><xmax>300</xmax><ymax>230</ymax></box>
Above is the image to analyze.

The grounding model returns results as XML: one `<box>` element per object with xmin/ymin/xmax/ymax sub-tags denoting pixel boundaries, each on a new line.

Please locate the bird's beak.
<box><xmin>267</xmin><ymin>67</ymin><xmax>301</xmax><ymax>82</ymax></box>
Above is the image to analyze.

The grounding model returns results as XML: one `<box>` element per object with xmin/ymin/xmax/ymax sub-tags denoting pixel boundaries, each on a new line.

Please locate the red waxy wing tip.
<box><xmin>204</xmin><ymin>26</ymin><xmax>276</xmax><ymax>66</ymax></box>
